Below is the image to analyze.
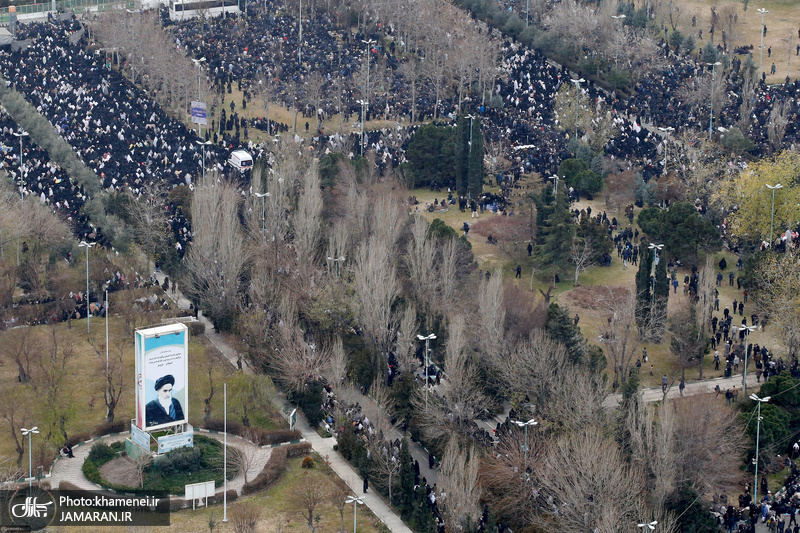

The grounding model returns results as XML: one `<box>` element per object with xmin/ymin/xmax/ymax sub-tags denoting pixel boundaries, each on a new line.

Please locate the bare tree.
<box><xmin>478</xmin><ymin>269</ymin><xmax>505</xmax><ymax>358</ymax></box>
<box><xmin>624</xmin><ymin>396</ymin><xmax>676</xmax><ymax>506</ymax></box>
<box><xmin>182</xmin><ymin>178</ymin><xmax>246</xmax><ymax>330</ymax></box>
<box><xmin>128</xmin><ymin>182</ymin><xmax>168</xmax><ymax>268</ymax></box>
<box><xmin>230</xmin><ymin>501</ymin><xmax>262</xmax><ymax>533</ymax></box>
<box><xmin>1</xmin><ymin>327</ymin><xmax>36</xmax><ymax>384</ymax></box>
<box><xmin>589</xmin><ymin>286</ymin><xmax>665</xmax><ymax>388</ymax></box>
<box><xmin>398</xmin><ymin>58</ymin><xmax>423</xmax><ymax>122</ymax></box>
<box><xmin>406</xmin><ymin>215</ymin><xmax>437</xmax><ymax>317</ymax></box>
<box><xmin>394</xmin><ymin>305</ymin><xmax>419</xmax><ymax>375</ymax></box>
<box><xmin>293</xmin><ymin>471</ymin><xmax>330</xmax><ymax>533</ymax></box>
<box><xmin>438</xmin><ymin>437</ymin><xmax>482</xmax><ymax>532</ymax></box>
<box><xmin>535</xmin><ymin>429</ymin><xmax>652</xmax><ymax>533</ymax></box>
<box><xmin>569</xmin><ymin>236</ymin><xmax>594</xmax><ymax>285</ymax></box>
<box><xmin>38</xmin><ymin>327</ymin><xmax>75</xmax><ymax>444</ymax></box>
<box><xmin>97</xmin><ymin>341</ymin><xmax>126</xmax><ymax>424</ymax></box>
<box><xmin>767</xmin><ymin>99</ymin><xmax>791</xmax><ymax>152</ymax></box>
<box><xmin>672</xmin><ymin>395</ymin><xmax>747</xmax><ymax>496</ymax></box>
<box><xmin>353</xmin><ymin>235</ymin><xmax>400</xmax><ymax>376</ymax></box>
<box><xmin>330</xmin><ymin>481</ymin><xmax>351</xmax><ymax>533</ymax></box>
<box><xmin>416</xmin><ymin>315</ymin><xmax>487</xmax><ymax>446</ymax></box>
<box><xmin>0</xmin><ymin>386</ymin><xmax>32</xmax><ymax>468</ymax></box>
<box><xmin>293</xmin><ymin>158</ymin><xmax>324</xmax><ymax>274</ymax></box>
<box><xmin>230</xmin><ymin>435</ymin><xmax>259</xmax><ymax>485</ymax></box>
<box><xmin>754</xmin><ymin>251</ymin><xmax>800</xmax><ymax>358</ymax></box>
<box><xmin>270</xmin><ymin>322</ymin><xmax>331</xmax><ymax>394</ymax></box>
<box><xmin>368</xmin><ymin>435</ymin><xmax>401</xmax><ymax>505</ymax></box>
<box><xmin>121</xmin><ymin>452</ymin><xmax>152</xmax><ymax>489</ymax></box>
<box><xmin>436</xmin><ymin>236</ymin><xmax>460</xmax><ymax>315</ymax></box>
<box><xmin>304</xmin><ymin>72</ymin><xmax>327</xmax><ymax>131</ymax></box>
<box><xmin>326</xmin><ymin>336</ymin><xmax>349</xmax><ymax>388</ymax></box>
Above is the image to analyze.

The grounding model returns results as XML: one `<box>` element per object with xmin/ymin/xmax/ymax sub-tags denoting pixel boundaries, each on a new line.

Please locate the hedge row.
<box><xmin>202</xmin><ymin>419</ymin><xmax>301</xmax><ymax>446</ymax></box>
<box><xmin>241</xmin><ymin>442</ymin><xmax>312</xmax><ymax>495</ymax></box>
<box><xmin>65</xmin><ymin>420</ymin><xmax>129</xmax><ymax>448</ymax></box>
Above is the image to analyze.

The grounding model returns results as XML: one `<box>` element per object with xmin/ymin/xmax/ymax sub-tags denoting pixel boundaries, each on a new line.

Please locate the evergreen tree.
<box><xmin>454</xmin><ymin>114</ymin><xmax>470</xmax><ymax>195</ymax></box>
<box><xmin>534</xmin><ymin>192</ymin><xmax>575</xmax><ymax>277</ymax></box>
<box><xmin>530</xmin><ymin>188</ymin><xmax>556</xmax><ymax>245</ymax></box>
<box><xmin>397</xmin><ymin>439</ymin><xmax>415</xmax><ymax>517</ymax></box>
<box><xmin>635</xmin><ymin>246</ymin><xmax>653</xmax><ymax>329</ymax></box>
<box><xmin>653</xmin><ymin>250</ymin><xmax>670</xmax><ymax>339</ymax></box>
<box><xmin>546</xmin><ymin>303</ymin><xmax>587</xmax><ymax>365</ymax></box>
<box><xmin>467</xmin><ymin>116</ymin><xmax>484</xmax><ymax>198</ymax></box>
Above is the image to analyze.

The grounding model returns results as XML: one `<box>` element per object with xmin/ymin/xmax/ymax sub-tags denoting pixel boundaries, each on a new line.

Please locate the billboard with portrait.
<box><xmin>134</xmin><ymin>324</ymin><xmax>189</xmax><ymax>431</ymax></box>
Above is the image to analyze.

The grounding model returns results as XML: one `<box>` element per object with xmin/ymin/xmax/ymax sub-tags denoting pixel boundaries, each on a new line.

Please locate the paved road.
<box><xmin>157</xmin><ymin>273</ymin><xmax>415</xmax><ymax>532</ymax></box>
<box><xmin>604</xmin><ymin>373</ymin><xmax>762</xmax><ymax>407</ymax></box>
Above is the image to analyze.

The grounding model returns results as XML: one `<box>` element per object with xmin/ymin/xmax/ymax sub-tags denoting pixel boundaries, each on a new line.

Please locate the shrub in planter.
<box><xmin>301</xmin><ymin>456</ymin><xmax>315</xmax><ymax>469</ymax></box>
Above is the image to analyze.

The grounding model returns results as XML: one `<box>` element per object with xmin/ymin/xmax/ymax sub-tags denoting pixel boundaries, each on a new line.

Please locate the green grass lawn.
<box><xmin>57</xmin><ymin>455</ymin><xmax>386</xmax><ymax>533</ymax></box>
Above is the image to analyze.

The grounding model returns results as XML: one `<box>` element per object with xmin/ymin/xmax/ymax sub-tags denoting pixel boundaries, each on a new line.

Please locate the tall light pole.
<box><xmin>765</xmin><ymin>183</ymin><xmax>783</xmax><ymax>246</ymax></box>
<box><xmin>758</xmin><ymin>8</ymin><xmax>769</xmax><ymax>77</ymax></box>
<box><xmin>571</xmin><ymin>78</ymin><xmax>585</xmax><ymax>144</ymax></box>
<box><xmin>326</xmin><ymin>256</ymin><xmax>346</xmax><ymax>279</ymax></box>
<box><xmin>223</xmin><ymin>382</ymin><xmax>228</xmax><ymax>522</ymax></box>
<box><xmin>12</xmin><ymin>130</ymin><xmax>28</xmax><ymax>168</ymax></box>
<box><xmin>657</xmin><ymin>127</ymin><xmax>674</xmax><ymax>175</ymax></box>
<box><xmin>648</xmin><ymin>243</ymin><xmax>664</xmax><ymax>309</ymax></box>
<box><xmin>611</xmin><ymin>14</ymin><xmax>626</xmax><ymax>69</ymax></box>
<box><xmin>254</xmin><ymin>192</ymin><xmax>270</xmax><ymax>235</ymax></box>
<box><xmin>637</xmin><ymin>521</ymin><xmax>657</xmax><ymax>531</ymax></box>
<box><xmin>548</xmin><ymin>175</ymin><xmax>559</xmax><ymax>199</ymax></box>
<box><xmin>345</xmin><ymin>495</ymin><xmax>364</xmax><ymax>533</ymax></box>
<box><xmin>79</xmin><ymin>241</ymin><xmax>94</xmax><ymax>334</ymax></box>
<box><xmin>706</xmin><ymin>61</ymin><xmax>721</xmax><ymax>140</ymax></box>
<box><xmin>362</xmin><ymin>38</ymin><xmax>376</xmax><ymax>112</ymax></box>
<box><xmin>525</xmin><ymin>0</ymin><xmax>529</xmax><ymax>27</ymax></box>
<box><xmin>21</xmin><ymin>426</ymin><xmax>38</xmax><ymax>489</ymax></box>
<box><xmin>357</xmin><ymin>99</ymin><xmax>368</xmax><ymax>156</ymax></box>
<box><xmin>511</xmin><ymin>418</ymin><xmax>537</xmax><ymax>465</ymax></box>
<box><xmin>190</xmin><ymin>57</ymin><xmax>205</xmax><ymax>101</ymax></box>
<box><xmin>464</xmin><ymin>113</ymin><xmax>475</xmax><ymax>152</ymax></box>
<box><xmin>298</xmin><ymin>0</ymin><xmax>302</xmax><ymax>65</ymax></box>
<box><xmin>750</xmin><ymin>393</ymin><xmax>770</xmax><ymax>504</ymax></box>
<box><xmin>739</xmin><ymin>325</ymin><xmax>756</xmax><ymax>396</ymax></box>
<box><xmin>196</xmin><ymin>140</ymin><xmax>212</xmax><ymax>184</ymax></box>
<box><xmin>416</xmin><ymin>333</ymin><xmax>436</xmax><ymax>412</ymax></box>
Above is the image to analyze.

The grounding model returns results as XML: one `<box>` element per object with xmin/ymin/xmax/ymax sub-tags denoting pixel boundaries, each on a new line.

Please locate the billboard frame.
<box><xmin>134</xmin><ymin>323</ymin><xmax>189</xmax><ymax>433</ymax></box>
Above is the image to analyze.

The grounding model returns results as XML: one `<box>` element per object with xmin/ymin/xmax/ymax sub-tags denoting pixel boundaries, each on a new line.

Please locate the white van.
<box><xmin>228</xmin><ymin>150</ymin><xmax>253</xmax><ymax>172</ymax></box>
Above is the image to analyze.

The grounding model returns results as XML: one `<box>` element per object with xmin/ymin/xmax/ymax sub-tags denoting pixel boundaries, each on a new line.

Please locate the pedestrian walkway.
<box><xmin>49</xmin><ymin>432</ymin><xmax>271</xmax><ymax>497</ymax></box>
<box><xmin>155</xmin><ymin>272</ymin><xmax>414</xmax><ymax>532</ymax></box>
<box><xmin>604</xmin><ymin>373</ymin><xmax>762</xmax><ymax>407</ymax></box>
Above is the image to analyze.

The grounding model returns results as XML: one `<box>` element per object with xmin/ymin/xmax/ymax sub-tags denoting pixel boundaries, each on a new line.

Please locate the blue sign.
<box><xmin>190</xmin><ymin>101</ymin><xmax>207</xmax><ymax>126</ymax></box>
<box><xmin>131</xmin><ymin>424</ymin><xmax>150</xmax><ymax>450</ymax></box>
<box><xmin>157</xmin><ymin>431</ymin><xmax>194</xmax><ymax>454</ymax></box>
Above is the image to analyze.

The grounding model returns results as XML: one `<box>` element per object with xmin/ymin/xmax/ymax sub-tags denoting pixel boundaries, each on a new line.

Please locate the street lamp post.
<box><xmin>326</xmin><ymin>256</ymin><xmax>346</xmax><ymax>279</ymax></box>
<box><xmin>548</xmin><ymin>175</ymin><xmax>559</xmax><ymax>199</ymax></box>
<box><xmin>750</xmin><ymin>393</ymin><xmax>771</xmax><ymax>504</ymax></box>
<box><xmin>511</xmin><ymin>418</ymin><xmax>537</xmax><ymax>465</ymax></box>
<box><xmin>571</xmin><ymin>78</ymin><xmax>585</xmax><ymax>144</ymax></box>
<box><xmin>416</xmin><ymin>333</ymin><xmax>437</xmax><ymax>412</ymax></box>
<box><xmin>78</xmin><ymin>241</ymin><xmax>94</xmax><ymax>334</ymax></box>
<box><xmin>196</xmin><ymin>140</ymin><xmax>212</xmax><ymax>184</ymax></box>
<box><xmin>637</xmin><ymin>521</ymin><xmax>657</xmax><ymax>531</ymax></box>
<box><xmin>345</xmin><ymin>496</ymin><xmax>364</xmax><ymax>533</ymax></box>
<box><xmin>611</xmin><ymin>14</ymin><xmax>626</xmax><ymax>69</ymax></box>
<box><xmin>765</xmin><ymin>183</ymin><xmax>783</xmax><ymax>247</ymax></box>
<box><xmin>648</xmin><ymin>243</ymin><xmax>664</xmax><ymax>308</ymax></box>
<box><xmin>190</xmin><ymin>57</ymin><xmax>206</xmax><ymax>137</ymax></box>
<box><xmin>357</xmin><ymin>99</ymin><xmax>368</xmax><ymax>156</ymax></box>
<box><xmin>464</xmin><ymin>113</ymin><xmax>475</xmax><ymax>153</ymax></box>
<box><xmin>757</xmin><ymin>8</ymin><xmax>769</xmax><ymax>77</ymax></box>
<box><xmin>362</xmin><ymin>38</ymin><xmax>376</xmax><ymax>110</ymax></box>
<box><xmin>12</xmin><ymin>130</ymin><xmax>28</xmax><ymax>168</ymax></box>
<box><xmin>21</xmin><ymin>426</ymin><xmax>39</xmax><ymax>489</ymax></box>
<box><xmin>706</xmin><ymin>61</ymin><xmax>721</xmax><ymax>140</ymax></box>
<box><xmin>254</xmin><ymin>192</ymin><xmax>270</xmax><ymax>235</ymax></box>
<box><xmin>525</xmin><ymin>0</ymin><xmax>529</xmax><ymax>27</ymax></box>
<box><xmin>739</xmin><ymin>325</ymin><xmax>756</xmax><ymax>396</ymax></box>
<box><xmin>657</xmin><ymin>127</ymin><xmax>674</xmax><ymax>175</ymax></box>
